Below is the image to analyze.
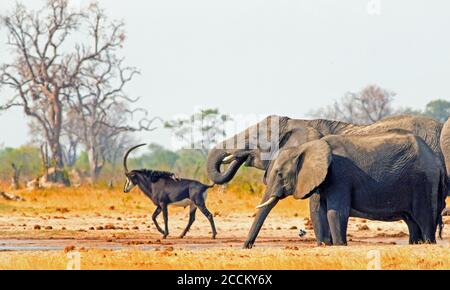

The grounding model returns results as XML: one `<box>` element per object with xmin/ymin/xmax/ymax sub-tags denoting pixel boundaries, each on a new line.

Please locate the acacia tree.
<box><xmin>424</xmin><ymin>99</ymin><xmax>450</xmax><ymax>122</ymax></box>
<box><xmin>66</xmin><ymin>50</ymin><xmax>158</xmax><ymax>182</ymax></box>
<box><xmin>67</xmin><ymin>99</ymin><xmax>156</xmax><ymax>182</ymax></box>
<box><xmin>0</xmin><ymin>0</ymin><xmax>125</xmax><ymax>183</ymax></box>
<box><xmin>165</xmin><ymin>108</ymin><xmax>231</xmax><ymax>156</ymax></box>
<box><xmin>310</xmin><ymin>85</ymin><xmax>395</xmax><ymax>124</ymax></box>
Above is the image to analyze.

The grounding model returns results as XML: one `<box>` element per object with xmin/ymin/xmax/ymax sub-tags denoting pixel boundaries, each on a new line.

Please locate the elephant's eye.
<box><xmin>277</xmin><ymin>171</ymin><xmax>283</xmax><ymax>178</ymax></box>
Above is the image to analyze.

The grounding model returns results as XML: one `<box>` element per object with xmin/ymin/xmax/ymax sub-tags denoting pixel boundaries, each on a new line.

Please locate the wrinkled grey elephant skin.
<box><xmin>207</xmin><ymin>115</ymin><xmax>448</xmax><ymax>244</ymax></box>
<box><xmin>244</xmin><ymin>132</ymin><xmax>448</xmax><ymax>248</ymax></box>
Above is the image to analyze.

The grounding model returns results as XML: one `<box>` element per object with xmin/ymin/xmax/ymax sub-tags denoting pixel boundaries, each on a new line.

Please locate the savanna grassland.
<box><xmin>0</xmin><ymin>185</ymin><xmax>449</xmax><ymax>270</ymax></box>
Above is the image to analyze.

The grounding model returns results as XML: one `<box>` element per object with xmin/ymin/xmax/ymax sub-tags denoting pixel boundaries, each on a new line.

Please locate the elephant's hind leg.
<box><xmin>403</xmin><ymin>215</ymin><xmax>424</xmax><ymax>244</ymax></box>
<box><xmin>412</xmin><ymin>185</ymin><xmax>437</xmax><ymax>244</ymax></box>
<box><xmin>416</xmin><ymin>218</ymin><xmax>437</xmax><ymax>244</ymax></box>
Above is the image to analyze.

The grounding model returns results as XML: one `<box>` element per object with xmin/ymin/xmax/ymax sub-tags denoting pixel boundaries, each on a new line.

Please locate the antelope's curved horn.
<box><xmin>123</xmin><ymin>144</ymin><xmax>147</xmax><ymax>173</ymax></box>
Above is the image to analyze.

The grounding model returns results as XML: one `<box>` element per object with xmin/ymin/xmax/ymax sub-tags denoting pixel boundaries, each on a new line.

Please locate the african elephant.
<box><xmin>208</xmin><ymin>115</ymin><xmax>446</xmax><ymax>182</ymax></box>
<box><xmin>243</xmin><ymin>132</ymin><xmax>448</xmax><ymax>248</ymax></box>
<box><xmin>207</xmin><ymin>114</ymin><xmax>448</xmax><ymax>244</ymax></box>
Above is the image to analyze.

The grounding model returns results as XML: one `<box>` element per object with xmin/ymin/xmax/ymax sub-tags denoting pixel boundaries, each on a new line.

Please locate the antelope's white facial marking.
<box><xmin>123</xmin><ymin>177</ymin><xmax>136</xmax><ymax>193</ymax></box>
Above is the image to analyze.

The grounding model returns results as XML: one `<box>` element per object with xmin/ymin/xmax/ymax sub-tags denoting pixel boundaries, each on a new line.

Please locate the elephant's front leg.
<box><xmin>310</xmin><ymin>193</ymin><xmax>332</xmax><ymax>245</ymax></box>
<box><xmin>325</xmin><ymin>189</ymin><xmax>350</xmax><ymax>246</ymax></box>
<box><xmin>326</xmin><ymin>209</ymin><xmax>349</xmax><ymax>245</ymax></box>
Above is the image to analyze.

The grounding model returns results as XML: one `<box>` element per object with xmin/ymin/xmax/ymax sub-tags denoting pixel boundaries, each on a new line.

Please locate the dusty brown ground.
<box><xmin>0</xmin><ymin>187</ymin><xmax>448</xmax><ymax>269</ymax></box>
<box><xmin>1</xmin><ymin>212</ymin><xmax>449</xmax><ymax>250</ymax></box>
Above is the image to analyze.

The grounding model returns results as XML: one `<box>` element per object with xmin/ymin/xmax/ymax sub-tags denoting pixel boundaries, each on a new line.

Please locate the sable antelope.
<box><xmin>123</xmin><ymin>144</ymin><xmax>217</xmax><ymax>239</ymax></box>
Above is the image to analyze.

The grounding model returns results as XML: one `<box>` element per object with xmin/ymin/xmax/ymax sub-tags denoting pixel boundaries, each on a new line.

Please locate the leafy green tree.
<box><xmin>399</xmin><ymin>108</ymin><xmax>422</xmax><ymax>116</ymax></box>
<box><xmin>174</xmin><ymin>149</ymin><xmax>207</xmax><ymax>181</ymax></box>
<box><xmin>115</xmin><ymin>143</ymin><xmax>208</xmax><ymax>181</ymax></box>
<box><xmin>75</xmin><ymin>152</ymin><xmax>90</xmax><ymax>173</ymax></box>
<box><xmin>0</xmin><ymin>146</ymin><xmax>41</xmax><ymax>182</ymax></box>
<box><xmin>132</xmin><ymin>144</ymin><xmax>179</xmax><ymax>171</ymax></box>
<box><xmin>165</xmin><ymin>108</ymin><xmax>231</xmax><ymax>156</ymax></box>
<box><xmin>424</xmin><ymin>99</ymin><xmax>450</xmax><ymax>122</ymax></box>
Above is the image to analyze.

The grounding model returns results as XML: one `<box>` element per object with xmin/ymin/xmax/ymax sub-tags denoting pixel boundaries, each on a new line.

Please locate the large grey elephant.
<box><xmin>243</xmin><ymin>132</ymin><xmax>448</xmax><ymax>248</ymax></box>
<box><xmin>207</xmin><ymin>115</ymin><xmax>448</xmax><ymax>244</ymax></box>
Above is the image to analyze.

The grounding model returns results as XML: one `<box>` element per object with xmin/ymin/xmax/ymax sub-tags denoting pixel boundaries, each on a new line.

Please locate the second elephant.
<box><xmin>244</xmin><ymin>131</ymin><xmax>448</xmax><ymax>248</ymax></box>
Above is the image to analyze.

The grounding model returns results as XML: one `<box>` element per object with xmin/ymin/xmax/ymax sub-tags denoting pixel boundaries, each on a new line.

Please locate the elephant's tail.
<box><xmin>438</xmin><ymin>216</ymin><xmax>444</xmax><ymax>240</ymax></box>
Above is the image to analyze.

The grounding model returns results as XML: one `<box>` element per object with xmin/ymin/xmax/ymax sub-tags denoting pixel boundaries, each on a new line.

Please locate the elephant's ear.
<box><xmin>293</xmin><ymin>140</ymin><xmax>332</xmax><ymax>199</ymax></box>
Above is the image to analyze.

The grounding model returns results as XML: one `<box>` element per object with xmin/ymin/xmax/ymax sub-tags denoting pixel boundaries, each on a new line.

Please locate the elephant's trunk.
<box><xmin>206</xmin><ymin>148</ymin><xmax>248</xmax><ymax>184</ymax></box>
<box><xmin>243</xmin><ymin>194</ymin><xmax>279</xmax><ymax>249</ymax></box>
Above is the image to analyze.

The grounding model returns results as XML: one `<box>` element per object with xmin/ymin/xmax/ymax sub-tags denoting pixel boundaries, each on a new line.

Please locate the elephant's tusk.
<box><xmin>256</xmin><ymin>197</ymin><xmax>277</xmax><ymax>209</ymax></box>
<box><xmin>222</xmin><ymin>155</ymin><xmax>235</xmax><ymax>164</ymax></box>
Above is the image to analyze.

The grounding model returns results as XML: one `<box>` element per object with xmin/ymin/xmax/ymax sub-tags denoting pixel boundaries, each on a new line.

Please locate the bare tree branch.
<box><xmin>309</xmin><ymin>85</ymin><xmax>395</xmax><ymax>125</ymax></box>
<box><xmin>0</xmin><ymin>0</ymin><xmax>130</xmax><ymax>184</ymax></box>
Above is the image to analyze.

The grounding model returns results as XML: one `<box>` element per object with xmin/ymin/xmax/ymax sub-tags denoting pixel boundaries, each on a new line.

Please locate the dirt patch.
<box><xmin>0</xmin><ymin>214</ymin><xmax>448</xmax><ymax>251</ymax></box>
<box><xmin>357</xmin><ymin>224</ymin><xmax>370</xmax><ymax>231</ymax></box>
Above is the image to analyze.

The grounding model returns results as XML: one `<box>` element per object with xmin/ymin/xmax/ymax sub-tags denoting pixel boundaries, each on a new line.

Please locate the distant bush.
<box><xmin>0</xmin><ymin>144</ymin><xmax>270</xmax><ymax>193</ymax></box>
<box><xmin>130</xmin><ymin>143</ymin><xmax>180</xmax><ymax>171</ymax></box>
<box><xmin>74</xmin><ymin>151</ymin><xmax>90</xmax><ymax>173</ymax></box>
<box><xmin>124</xmin><ymin>144</ymin><xmax>209</xmax><ymax>182</ymax></box>
<box><xmin>0</xmin><ymin>146</ymin><xmax>41</xmax><ymax>181</ymax></box>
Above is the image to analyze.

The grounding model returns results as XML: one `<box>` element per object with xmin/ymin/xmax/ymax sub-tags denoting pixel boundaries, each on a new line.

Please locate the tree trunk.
<box><xmin>45</xmin><ymin>95</ymin><xmax>70</xmax><ymax>186</ymax></box>
<box><xmin>47</xmin><ymin>141</ymin><xmax>70</xmax><ymax>185</ymax></box>
<box><xmin>40</xmin><ymin>144</ymin><xmax>49</xmax><ymax>181</ymax></box>
<box><xmin>88</xmin><ymin>147</ymin><xmax>103</xmax><ymax>184</ymax></box>
<box><xmin>49</xmin><ymin>141</ymin><xmax>64</xmax><ymax>169</ymax></box>
<box><xmin>49</xmin><ymin>96</ymin><xmax>65</xmax><ymax>170</ymax></box>
<box><xmin>10</xmin><ymin>163</ymin><xmax>21</xmax><ymax>190</ymax></box>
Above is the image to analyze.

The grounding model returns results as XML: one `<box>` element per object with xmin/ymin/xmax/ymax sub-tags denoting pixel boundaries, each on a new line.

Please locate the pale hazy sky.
<box><xmin>1</xmin><ymin>0</ymin><xmax>450</xmax><ymax>149</ymax></box>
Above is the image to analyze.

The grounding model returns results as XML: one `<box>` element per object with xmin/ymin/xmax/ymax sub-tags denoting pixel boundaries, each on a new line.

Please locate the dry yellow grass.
<box><xmin>1</xmin><ymin>185</ymin><xmax>309</xmax><ymax>217</ymax></box>
<box><xmin>0</xmin><ymin>245</ymin><xmax>449</xmax><ymax>270</ymax></box>
<box><xmin>0</xmin><ymin>186</ymin><xmax>449</xmax><ymax>270</ymax></box>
